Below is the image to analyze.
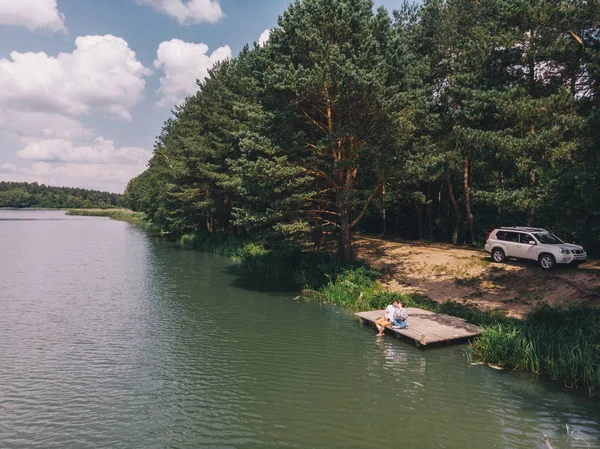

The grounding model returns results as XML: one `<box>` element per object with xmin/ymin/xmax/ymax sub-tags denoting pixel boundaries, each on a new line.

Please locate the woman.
<box><xmin>375</xmin><ymin>300</ymin><xmax>399</xmax><ymax>336</ymax></box>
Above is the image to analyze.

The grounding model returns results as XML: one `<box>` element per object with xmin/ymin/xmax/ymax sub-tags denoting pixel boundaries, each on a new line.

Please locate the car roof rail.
<box><xmin>499</xmin><ymin>226</ymin><xmax>547</xmax><ymax>233</ymax></box>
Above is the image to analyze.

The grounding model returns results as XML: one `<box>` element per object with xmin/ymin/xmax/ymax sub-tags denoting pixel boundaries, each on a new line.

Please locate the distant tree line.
<box><xmin>0</xmin><ymin>182</ymin><xmax>123</xmax><ymax>209</ymax></box>
<box><xmin>125</xmin><ymin>0</ymin><xmax>600</xmax><ymax>259</ymax></box>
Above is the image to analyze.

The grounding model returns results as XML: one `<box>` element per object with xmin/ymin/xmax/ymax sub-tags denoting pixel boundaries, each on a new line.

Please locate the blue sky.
<box><xmin>0</xmin><ymin>0</ymin><xmax>411</xmax><ymax>192</ymax></box>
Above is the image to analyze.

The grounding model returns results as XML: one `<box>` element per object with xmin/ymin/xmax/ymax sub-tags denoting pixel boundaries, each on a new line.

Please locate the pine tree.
<box><xmin>264</xmin><ymin>0</ymin><xmax>414</xmax><ymax>259</ymax></box>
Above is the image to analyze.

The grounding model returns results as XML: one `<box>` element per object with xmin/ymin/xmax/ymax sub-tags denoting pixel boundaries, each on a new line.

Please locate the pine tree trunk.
<box><xmin>338</xmin><ymin>206</ymin><xmax>353</xmax><ymax>261</ymax></box>
<box><xmin>382</xmin><ymin>185</ymin><xmax>387</xmax><ymax>235</ymax></box>
<box><xmin>414</xmin><ymin>196</ymin><xmax>423</xmax><ymax>241</ymax></box>
<box><xmin>446</xmin><ymin>170</ymin><xmax>460</xmax><ymax>245</ymax></box>
<box><xmin>394</xmin><ymin>213</ymin><xmax>401</xmax><ymax>236</ymax></box>
<box><xmin>496</xmin><ymin>172</ymin><xmax>503</xmax><ymax>219</ymax></box>
<box><xmin>527</xmin><ymin>169</ymin><xmax>536</xmax><ymax>226</ymax></box>
<box><xmin>463</xmin><ymin>154</ymin><xmax>475</xmax><ymax>245</ymax></box>
<box><xmin>427</xmin><ymin>183</ymin><xmax>434</xmax><ymax>241</ymax></box>
<box><xmin>527</xmin><ymin>209</ymin><xmax>535</xmax><ymax>226</ymax></box>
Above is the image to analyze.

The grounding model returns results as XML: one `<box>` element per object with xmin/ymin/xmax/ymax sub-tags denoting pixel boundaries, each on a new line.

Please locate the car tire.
<box><xmin>491</xmin><ymin>248</ymin><xmax>505</xmax><ymax>263</ymax></box>
<box><xmin>539</xmin><ymin>253</ymin><xmax>556</xmax><ymax>270</ymax></box>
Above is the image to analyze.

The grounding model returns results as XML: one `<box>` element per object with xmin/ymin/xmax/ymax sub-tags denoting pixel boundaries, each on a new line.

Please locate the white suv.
<box><xmin>484</xmin><ymin>227</ymin><xmax>587</xmax><ymax>270</ymax></box>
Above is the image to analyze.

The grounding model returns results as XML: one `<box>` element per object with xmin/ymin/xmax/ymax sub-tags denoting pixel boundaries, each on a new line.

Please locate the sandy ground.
<box><xmin>354</xmin><ymin>237</ymin><xmax>600</xmax><ymax>318</ymax></box>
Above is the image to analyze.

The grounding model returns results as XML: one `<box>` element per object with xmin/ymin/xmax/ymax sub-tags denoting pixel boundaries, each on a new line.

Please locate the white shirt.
<box><xmin>385</xmin><ymin>305</ymin><xmax>396</xmax><ymax>321</ymax></box>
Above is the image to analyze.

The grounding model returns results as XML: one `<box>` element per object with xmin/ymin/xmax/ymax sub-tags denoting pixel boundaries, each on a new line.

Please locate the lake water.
<box><xmin>1</xmin><ymin>210</ymin><xmax>599</xmax><ymax>449</ymax></box>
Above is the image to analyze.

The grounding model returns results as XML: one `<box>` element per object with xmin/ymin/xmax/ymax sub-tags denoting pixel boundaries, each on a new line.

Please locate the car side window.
<box><xmin>504</xmin><ymin>232</ymin><xmax>518</xmax><ymax>242</ymax></box>
<box><xmin>495</xmin><ymin>231</ymin><xmax>506</xmax><ymax>241</ymax></box>
<box><xmin>519</xmin><ymin>233</ymin><xmax>534</xmax><ymax>245</ymax></box>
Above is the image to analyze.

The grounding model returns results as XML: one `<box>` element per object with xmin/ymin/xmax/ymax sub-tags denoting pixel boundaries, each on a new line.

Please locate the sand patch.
<box><xmin>355</xmin><ymin>237</ymin><xmax>600</xmax><ymax>318</ymax></box>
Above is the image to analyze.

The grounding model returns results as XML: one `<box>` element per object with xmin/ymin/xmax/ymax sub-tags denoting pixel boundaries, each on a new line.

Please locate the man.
<box><xmin>375</xmin><ymin>300</ymin><xmax>399</xmax><ymax>336</ymax></box>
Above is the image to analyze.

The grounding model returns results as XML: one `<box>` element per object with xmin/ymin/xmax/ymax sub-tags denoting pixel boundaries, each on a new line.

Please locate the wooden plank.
<box><xmin>355</xmin><ymin>307</ymin><xmax>481</xmax><ymax>347</ymax></box>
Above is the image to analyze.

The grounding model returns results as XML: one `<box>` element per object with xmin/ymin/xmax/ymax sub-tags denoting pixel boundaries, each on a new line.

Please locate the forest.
<box><xmin>124</xmin><ymin>0</ymin><xmax>600</xmax><ymax>260</ymax></box>
<box><xmin>0</xmin><ymin>182</ymin><xmax>123</xmax><ymax>209</ymax></box>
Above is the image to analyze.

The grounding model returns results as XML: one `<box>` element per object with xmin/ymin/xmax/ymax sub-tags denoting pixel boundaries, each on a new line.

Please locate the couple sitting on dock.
<box><xmin>375</xmin><ymin>300</ymin><xmax>408</xmax><ymax>336</ymax></box>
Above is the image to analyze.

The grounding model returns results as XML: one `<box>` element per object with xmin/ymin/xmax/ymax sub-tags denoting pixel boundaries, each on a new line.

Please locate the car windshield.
<box><xmin>533</xmin><ymin>233</ymin><xmax>563</xmax><ymax>245</ymax></box>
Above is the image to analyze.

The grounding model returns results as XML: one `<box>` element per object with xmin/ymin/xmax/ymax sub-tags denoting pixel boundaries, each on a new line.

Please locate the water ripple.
<box><xmin>1</xmin><ymin>211</ymin><xmax>599</xmax><ymax>449</ymax></box>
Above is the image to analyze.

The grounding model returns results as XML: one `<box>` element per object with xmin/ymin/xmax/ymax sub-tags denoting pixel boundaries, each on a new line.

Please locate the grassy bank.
<box><xmin>177</xmin><ymin>232</ymin><xmax>600</xmax><ymax>395</ymax></box>
<box><xmin>178</xmin><ymin>232</ymin><xmax>372</xmax><ymax>290</ymax></box>
<box><xmin>475</xmin><ymin>306</ymin><xmax>600</xmax><ymax>394</ymax></box>
<box><xmin>65</xmin><ymin>208</ymin><xmax>148</xmax><ymax>226</ymax></box>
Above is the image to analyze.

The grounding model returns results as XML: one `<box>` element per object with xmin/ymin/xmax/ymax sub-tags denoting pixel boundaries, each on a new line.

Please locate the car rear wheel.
<box><xmin>491</xmin><ymin>248</ymin><xmax>505</xmax><ymax>263</ymax></box>
<box><xmin>539</xmin><ymin>254</ymin><xmax>556</xmax><ymax>270</ymax></box>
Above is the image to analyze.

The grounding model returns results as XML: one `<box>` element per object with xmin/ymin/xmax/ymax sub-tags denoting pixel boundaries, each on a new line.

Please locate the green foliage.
<box><xmin>127</xmin><ymin>0</ymin><xmax>600</xmax><ymax>256</ymax></box>
<box><xmin>317</xmin><ymin>266</ymin><xmax>383</xmax><ymax>308</ymax></box>
<box><xmin>178</xmin><ymin>232</ymin><xmax>250</xmax><ymax>258</ymax></box>
<box><xmin>0</xmin><ymin>182</ymin><xmax>122</xmax><ymax>209</ymax></box>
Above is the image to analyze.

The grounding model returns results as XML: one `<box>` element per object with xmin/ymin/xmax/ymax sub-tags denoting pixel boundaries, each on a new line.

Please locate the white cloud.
<box><xmin>0</xmin><ymin>35</ymin><xmax>152</xmax><ymax>121</ymax></box>
<box><xmin>2</xmin><ymin>135</ymin><xmax>152</xmax><ymax>192</ymax></box>
<box><xmin>258</xmin><ymin>29</ymin><xmax>271</xmax><ymax>47</ymax></box>
<box><xmin>153</xmin><ymin>39</ymin><xmax>231</xmax><ymax>107</ymax></box>
<box><xmin>0</xmin><ymin>163</ymin><xmax>18</xmax><ymax>173</ymax></box>
<box><xmin>3</xmin><ymin>161</ymin><xmax>147</xmax><ymax>193</ymax></box>
<box><xmin>137</xmin><ymin>0</ymin><xmax>224</xmax><ymax>25</ymax></box>
<box><xmin>0</xmin><ymin>110</ymin><xmax>93</xmax><ymax>141</ymax></box>
<box><xmin>17</xmin><ymin>137</ymin><xmax>151</xmax><ymax>165</ymax></box>
<box><xmin>0</xmin><ymin>135</ymin><xmax>151</xmax><ymax>192</ymax></box>
<box><xmin>0</xmin><ymin>34</ymin><xmax>154</xmax><ymax>192</ymax></box>
<box><xmin>0</xmin><ymin>0</ymin><xmax>66</xmax><ymax>32</ymax></box>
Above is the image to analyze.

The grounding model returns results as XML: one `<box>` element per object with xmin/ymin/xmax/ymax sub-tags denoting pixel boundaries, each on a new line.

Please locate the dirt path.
<box><xmin>354</xmin><ymin>237</ymin><xmax>600</xmax><ymax>318</ymax></box>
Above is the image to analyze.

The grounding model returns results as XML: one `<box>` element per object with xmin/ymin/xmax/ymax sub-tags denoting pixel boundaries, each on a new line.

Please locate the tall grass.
<box><xmin>475</xmin><ymin>304</ymin><xmax>600</xmax><ymax>394</ymax></box>
<box><xmin>65</xmin><ymin>208</ymin><xmax>147</xmax><ymax>225</ymax></box>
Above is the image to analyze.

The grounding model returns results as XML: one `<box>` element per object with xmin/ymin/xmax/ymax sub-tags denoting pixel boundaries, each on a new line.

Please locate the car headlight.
<box><xmin>560</xmin><ymin>249</ymin><xmax>571</xmax><ymax>254</ymax></box>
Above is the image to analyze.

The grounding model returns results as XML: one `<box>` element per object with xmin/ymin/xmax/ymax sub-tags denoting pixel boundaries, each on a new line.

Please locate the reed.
<box><xmin>474</xmin><ymin>305</ymin><xmax>600</xmax><ymax>393</ymax></box>
<box><xmin>65</xmin><ymin>208</ymin><xmax>147</xmax><ymax>225</ymax></box>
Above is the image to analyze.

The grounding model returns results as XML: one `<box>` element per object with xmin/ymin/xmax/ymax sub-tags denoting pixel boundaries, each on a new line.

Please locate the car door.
<box><xmin>516</xmin><ymin>233</ymin><xmax>539</xmax><ymax>261</ymax></box>
<box><xmin>501</xmin><ymin>231</ymin><xmax>520</xmax><ymax>258</ymax></box>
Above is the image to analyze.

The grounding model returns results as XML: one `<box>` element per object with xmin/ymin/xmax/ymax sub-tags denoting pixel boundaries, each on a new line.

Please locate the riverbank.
<box><xmin>172</xmin><ymin>231</ymin><xmax>600</xmax><ymax>396</ymax></box>
<box><xmin>78</xmin><ymin>220</ymin><xmax>600</xmax><ymax>395</ymax></box>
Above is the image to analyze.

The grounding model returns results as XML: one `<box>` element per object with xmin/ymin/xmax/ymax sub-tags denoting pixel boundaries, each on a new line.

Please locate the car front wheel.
<box><xmin>539</xmin><ymin>254</ymin><xmax>556</xmax><ymax>270</ymax></box>
<box><xmin>492</xmin><ymin>248</ymin><xmax>505</xmax><ymax>263</ymax></box>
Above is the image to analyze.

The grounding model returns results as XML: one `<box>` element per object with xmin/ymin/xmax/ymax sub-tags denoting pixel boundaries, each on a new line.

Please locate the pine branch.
<box><xmin>306</xmin><ymin>167</ymin><xmax>339</xmax><ymax>189</ymax></box>
<box><xmin>350</xmin><ymin>180</ymin><xmax>383</xmax><ymax>229</ymax></box>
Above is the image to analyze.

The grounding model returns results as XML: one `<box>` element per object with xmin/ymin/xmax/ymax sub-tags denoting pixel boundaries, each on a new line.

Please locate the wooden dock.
<box><xmin>355</xmin><ymin>308</ymin><xmax>481</xmax><ymax>347</ymax></box>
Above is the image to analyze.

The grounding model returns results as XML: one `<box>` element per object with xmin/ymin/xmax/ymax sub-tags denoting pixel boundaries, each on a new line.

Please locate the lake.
<box><xmin>1</xmin><ymin>210</ymin><xmax>599</xmax><ymax>448</ymax></box>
